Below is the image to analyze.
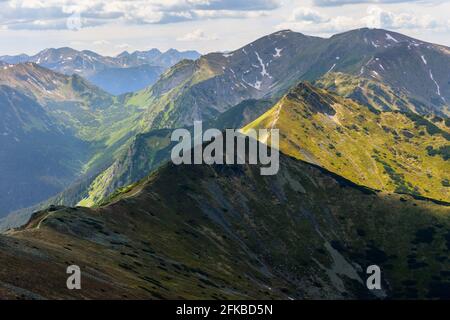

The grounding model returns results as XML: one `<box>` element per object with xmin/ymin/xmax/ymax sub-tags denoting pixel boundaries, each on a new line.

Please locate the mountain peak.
<box><xmin>116</xmin><ymin>50</ymin><xmax>130</xmax><ymax>58</ymax></box>
<box><xmin>164</xmin><ymin>48</ymin><xmax>179</xmax><ymax>54</ymax></box>
<box><xmin>147</xmin><ymin>48</ymin><xmax>162</xmax><ymax>54</ymax></box>
<box><xmin>331</xmin><ymin>27</ymin><xmax>425</xmax><ymax>48</ymax></box>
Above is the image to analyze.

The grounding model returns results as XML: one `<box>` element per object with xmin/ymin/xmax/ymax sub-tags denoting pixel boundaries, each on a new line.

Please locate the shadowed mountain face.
<box><xmin>1</xmin><ymin>150</ymin><xmax>449</xmax><ymax>299</ymax></box>
<box><xmin>77</xmin><ymin>99</ymin><xmax>273</xmax><ymax>206</ymax></box>
<box><xmin>88</xmin><ymin>65</ymin><xmax>164</xmax><ymax>95</ymax></box>
<box><xmin>0</xmin><ymin>83</ymin><xmax>93</xmax><ymax>216</ymax></box>
<box><xmin>0</xmin><ymin>63</ymin><xmax>143</xmax><ymax>217</ymax></box>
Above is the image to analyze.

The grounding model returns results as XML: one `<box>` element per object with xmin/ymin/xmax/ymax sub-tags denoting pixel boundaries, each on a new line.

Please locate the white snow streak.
<box><xmin>429</xmin><ymin>70</ymin><xmax>443</xmax><ymax>100</ymax></box>
<box><xmin>385</xmin><ymin>33</ymin><xmax>399</xmax><ymax>43</ymax></box>
<box><xmin>327</xmin><ymin>63</ymin><xmax>336</xmax><ymax>73</ymax></box>
<box><xmin>421</xmin><ymin>55</ymin><xmax>427</xmax><ymax>65</ymax></box>
<box><xmin>255</xmin><ymin>51</ymin><xmax>270</xmax><ymax>77</ymax></box>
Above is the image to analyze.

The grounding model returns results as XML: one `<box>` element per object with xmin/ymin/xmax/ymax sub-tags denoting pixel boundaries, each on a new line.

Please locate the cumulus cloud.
<box><xmin>279</xmin><ymin>6</ymin><xmax>356</xmax><ymax>33</ymax></box>
<box><xmin>177</xmin><ymin>29</ymin><xmax>218</xmax><ymax>41</ymax></box>
<box><xmin>363</xmin><ymin>5</ymin><xmax>442</xmax><ymax>29</ymax></box>
<box><xmin>278</xmin><ymin>5</ymin><xmax>449</xmax><ymax>34</ymax></box>
<box><xmin>0</xmin><ymin>0</ymin><xmax>281</xmax><ymax>30</ymax></box>
<box><xmin>313</xmin><ymin>0</ymin><xmax>427</xmax><ymax>6</ymax></box>
<box><xmin>290</xmin><ymin>7</ymin><xmax>329</xmax><ymax>23</ymax></box>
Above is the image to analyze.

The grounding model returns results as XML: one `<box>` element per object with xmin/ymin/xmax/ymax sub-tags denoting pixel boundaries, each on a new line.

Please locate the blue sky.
<box><xmin>0</xmin><ymin>0</ymin><xmax>449</xmax><ymax>56</ymax></box>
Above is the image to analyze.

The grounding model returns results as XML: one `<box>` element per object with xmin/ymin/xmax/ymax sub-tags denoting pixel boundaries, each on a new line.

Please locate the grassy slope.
<box><xmin>242</xmin><ymin>81</ymin><xmax>450</xmax><ymax>202</ymax></box>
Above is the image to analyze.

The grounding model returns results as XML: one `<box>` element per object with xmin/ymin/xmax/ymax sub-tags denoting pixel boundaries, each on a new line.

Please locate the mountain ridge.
<box><xmin>1</xmin><ymin>143</ymin><xmax>449</xmax><ymax>299</ymax></box>
<box><xmin>242</xmin><ymin>79</ymin><xmax>450</xmax><ymax>202</ymax></box>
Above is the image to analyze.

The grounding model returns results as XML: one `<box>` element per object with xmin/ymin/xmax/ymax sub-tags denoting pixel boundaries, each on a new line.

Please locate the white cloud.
<box><xmin>363</xmin><ymin>5</ymin><xmax>443</xmax><ymax>29</ymax></box>
<box><xmin>279</xmin><ymin>6</ymin><xmax>356</xmax><ymax>33</ymax></box>
<box><xmin>279</xmin><ymin>5</ymin><xmax>449</xmax><ymax>34</ymax></box>
<box><xmin>313</xmin><ymin>0</ymin><xmax>427</xmax><ymax>6</ymax></box>
<box><xmin>0</xmin><ymin>0</ymin><xmax>282</xmax><ymax>30</ymax></box>
<box><xmin>290</xmin><ymin>7</ymin><xmax>329</xmax><ymax>23</ymax></box>
<box><xmin>177</xmin><ymin>29</ymin><xmax>218</xmax><ymax>41</ymax></box>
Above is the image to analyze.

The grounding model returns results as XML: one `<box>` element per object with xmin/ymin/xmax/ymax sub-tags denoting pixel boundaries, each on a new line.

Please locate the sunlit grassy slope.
<box><xmin>242</xmin><ymin>79</ymin><xmax>449</xmax><ymax>202</ymax></box>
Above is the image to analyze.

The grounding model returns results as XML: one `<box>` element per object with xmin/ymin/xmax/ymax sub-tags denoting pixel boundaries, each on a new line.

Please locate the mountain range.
<box><xmin>1</xmin><ymin>28</ymin><xmax>449</xmax><ymax>223</ymax></box>
<box><xmin>0</xmin><ymin>48</ymin><xmax>201</xmax><ymax>95</ymax></box>
<box><xmin>0</xmin><ymin>28</ymin><xmax>449</xmax><ymax>299</ymax></box>
<box><xmin>71</xmin><ymin>28</ymin><xmax>449</xmax><ymax>212</ymax></box>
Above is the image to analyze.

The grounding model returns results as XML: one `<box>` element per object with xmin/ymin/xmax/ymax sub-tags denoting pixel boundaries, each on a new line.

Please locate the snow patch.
<box><xmin>241</xmin><ymin>76</ymin><xmax>261</xmax><ymax>91</ymax></box>
<box><xmin>429</xmin><ymin>70</ymin><xmax>444</xmax><ymax>101</ymax></box>
<box><xmin>327</xmin><ymin>63</ymin><xmax>336</xmax><ymax>73</ymax></box>
<box><xmin>255</xmin><ymin>51</ymin><xmax>270</xmax><ymax>78</ymax></box>
<box><xmin>273</xmin><ymin>48</ymin><xmax>283</xmax><ymax>58</ymax></box>
<box><xmin>421</xmin><ymin>55</ymin><xmax>427</xmax><ymax>65</ymax></box>
<box><xmin>385</xmin><ymin>33</ymin><xmax>399</xmax><ymax>43</ymax></box>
